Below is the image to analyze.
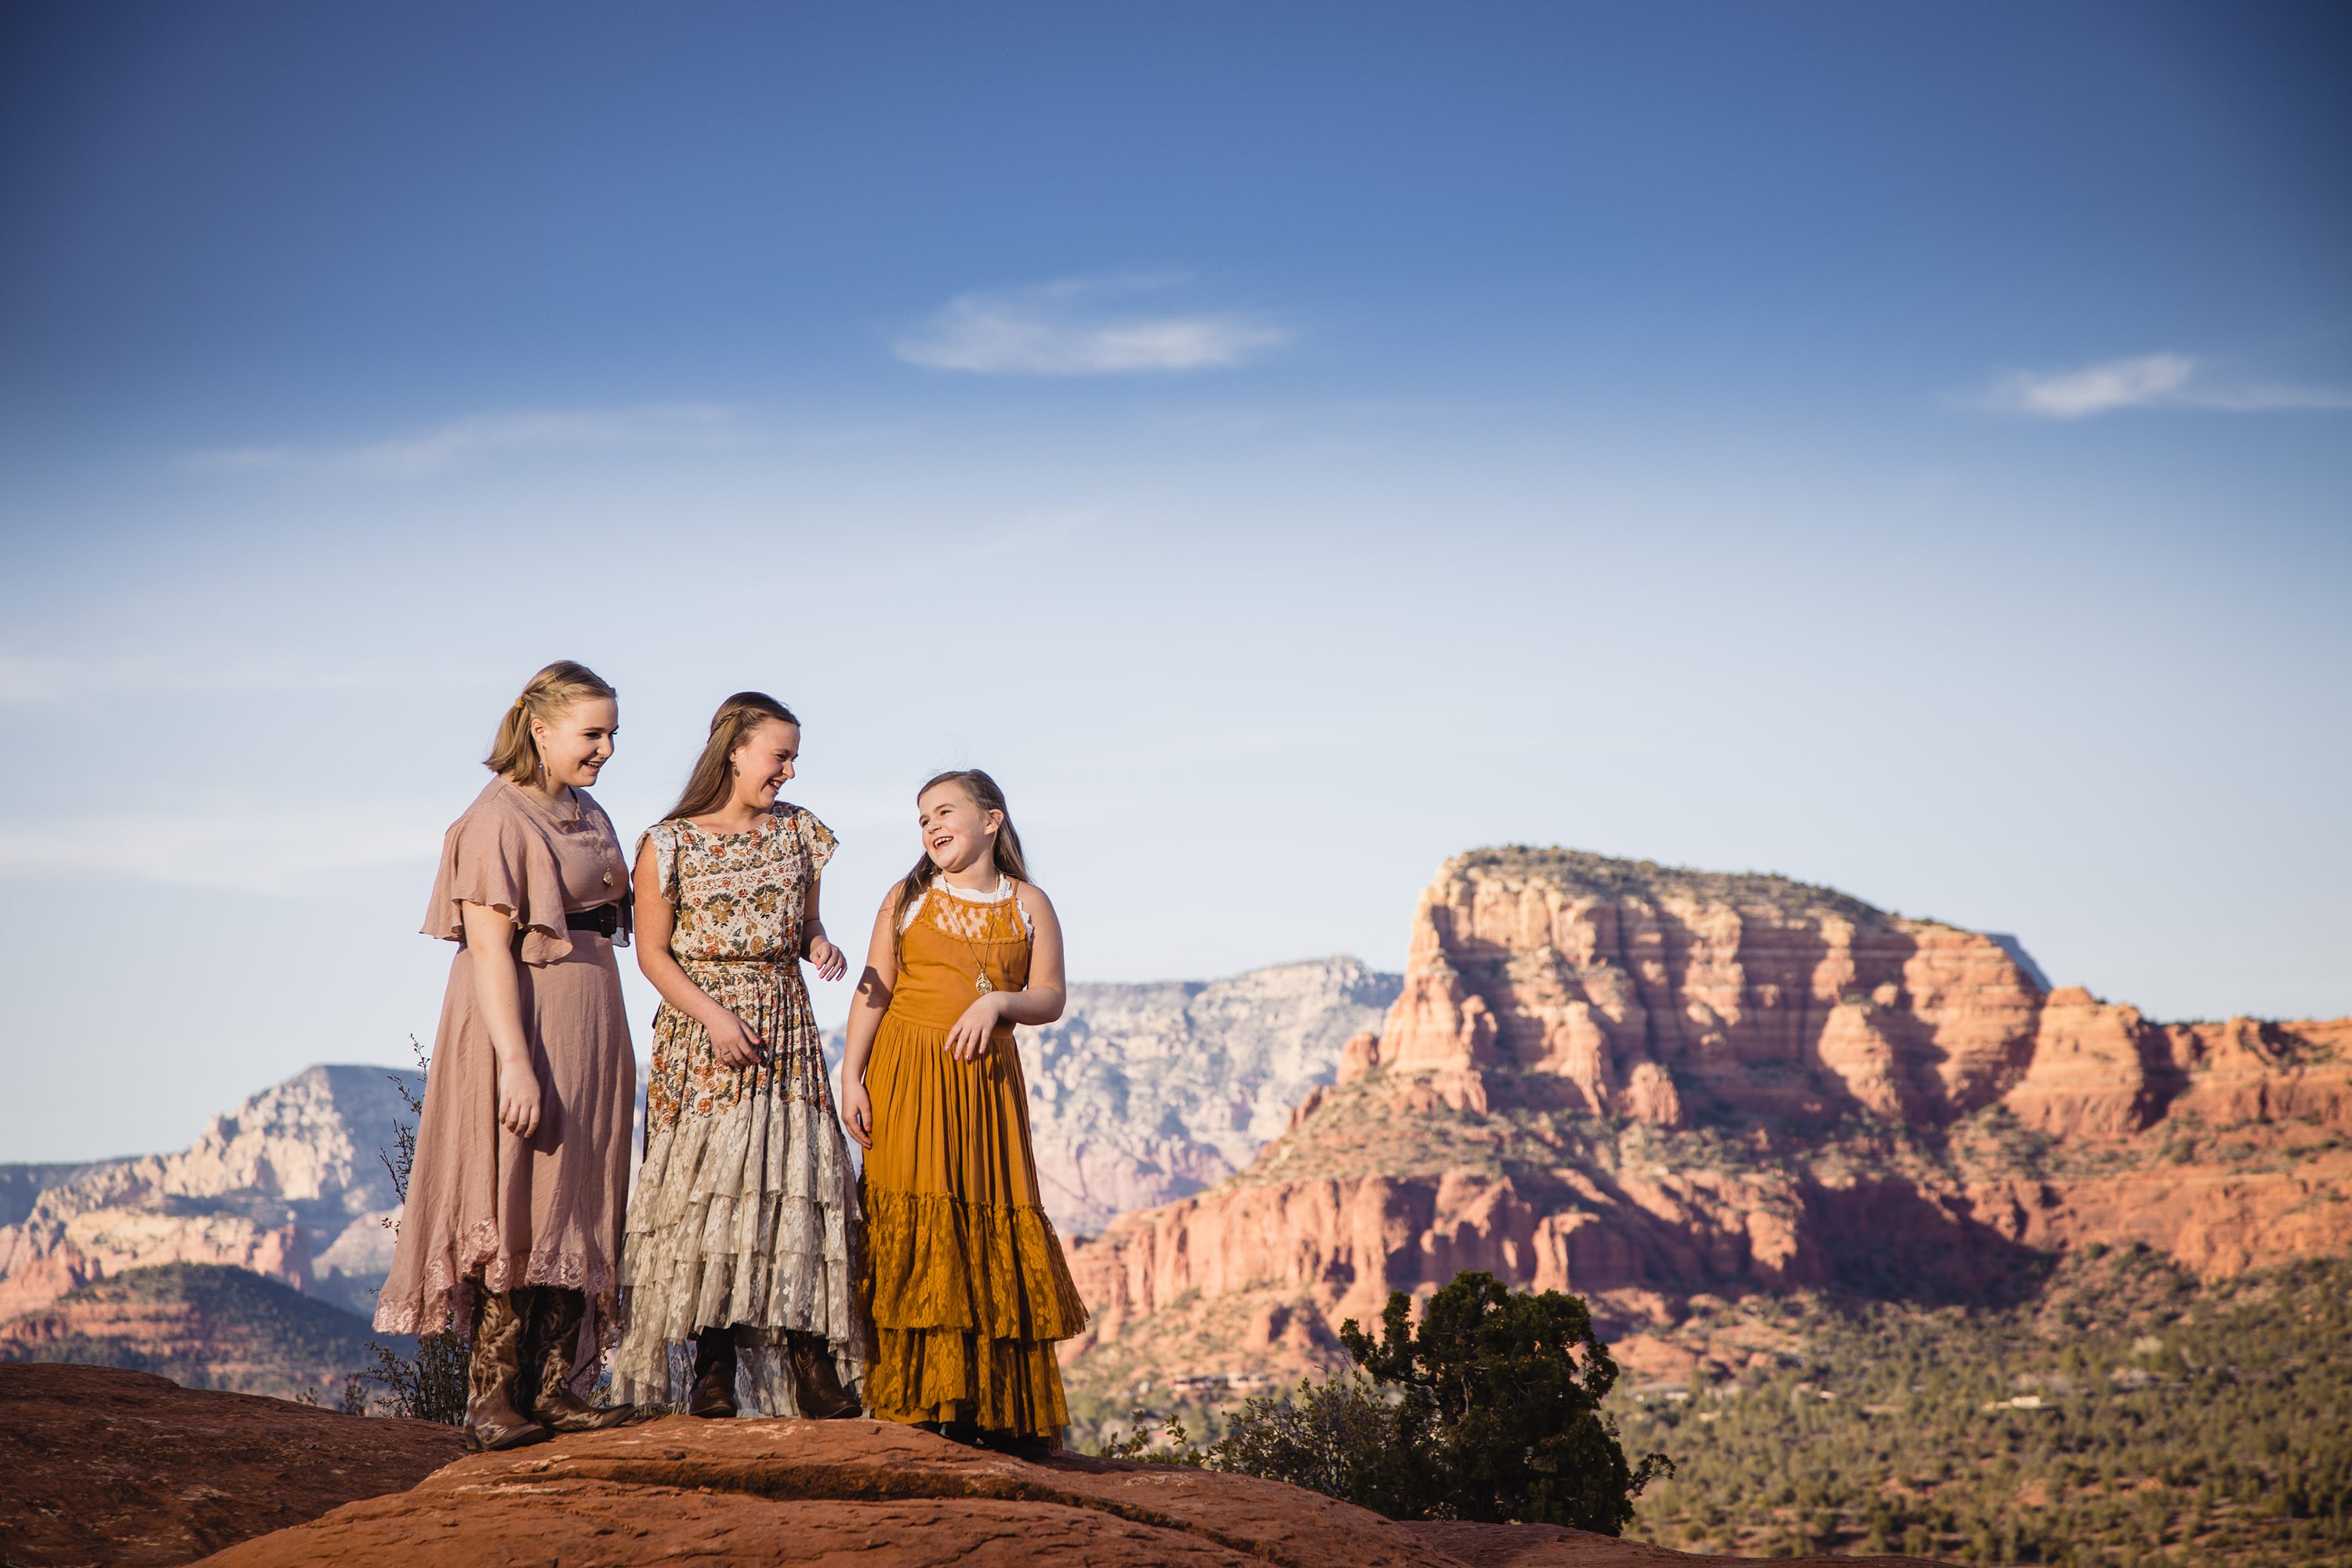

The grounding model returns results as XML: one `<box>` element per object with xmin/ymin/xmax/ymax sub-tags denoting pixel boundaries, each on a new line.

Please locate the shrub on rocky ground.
<box><xmin>1102</xmin><ymin>1269</ymin><xmax>1670</xmax><ymax>1534</ymax></box>
<box><xmin>361</xmin><ymin>1041</ymin><xmax>468</xmax><ymax>1424</ymax></box>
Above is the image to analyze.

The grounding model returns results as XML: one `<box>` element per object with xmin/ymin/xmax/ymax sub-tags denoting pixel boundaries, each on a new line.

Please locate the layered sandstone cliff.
<box><xmin>1063</xmin><ymin>848</ymin><xmax>2352</xmax><ymax>1400</ymax></box>
<box><xmin>0</xmin><ymin>1261</ymin><xmax>394</xmax><ymax>1399</ymax></box>
<box><xmin>0</xmin><ymin>1065</ymin><xmax>416</xmax><ymax>1321</ymax></box>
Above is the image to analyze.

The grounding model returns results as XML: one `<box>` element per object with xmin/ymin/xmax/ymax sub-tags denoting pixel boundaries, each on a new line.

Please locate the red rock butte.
<box><xmin>1064</xmin><ymin>848</ymin><xmax>2352</xmax><ymax>1382</ymax></box>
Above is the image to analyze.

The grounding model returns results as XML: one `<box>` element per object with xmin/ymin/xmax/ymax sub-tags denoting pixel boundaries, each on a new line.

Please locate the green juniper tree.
<box><xmin>1339</xmin><ymin>1269</ymin><xmax>1672</xmax><ymax>1531</ymax></box>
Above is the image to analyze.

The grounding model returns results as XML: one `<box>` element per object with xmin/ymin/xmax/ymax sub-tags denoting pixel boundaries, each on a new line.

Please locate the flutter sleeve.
<box><xmin>636</xmin><ymin>821</ymin><xmax>682</xmax><ymax>908</ymax></box>
<box><xmin>419</xmin><ymin>792</ymin><xmax>575</xmax><ymax>966</ymax></box>
<box><xmin>793</xmin><ymin>806</ymin><xmax>838</xmax><ymax>877</ymax></box>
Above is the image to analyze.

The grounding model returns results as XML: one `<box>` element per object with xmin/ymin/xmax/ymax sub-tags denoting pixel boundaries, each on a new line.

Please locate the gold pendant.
<box><xmin>975</xmin><ymin>973</ymin><xmax>993</xmax><ymax>994</ymax></box>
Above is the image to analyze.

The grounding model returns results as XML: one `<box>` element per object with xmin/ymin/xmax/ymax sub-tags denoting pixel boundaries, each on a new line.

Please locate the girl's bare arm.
<box><xmin>459</xmin><ymin>901</ymin><xmax>542</xmax><ymax>1138</ymax></box>
<box><xmin>633</xmin><ymin>843</ymin><xmax>765</xmax><ymax>1068</ymax></box>
<box><xmin>999</xmin><ymin>884</ymin><xmax>1065</xmax><ymax>1026</ymax></box>
<box><xmin>801</xmin><ymin>873</ymin><xmax>848</xmax><ymax>981</ymax></box>
<box><xmin>837</xmin><ymin>892</ymin><xmax>902</xmax><ymax>1148</ymax></box>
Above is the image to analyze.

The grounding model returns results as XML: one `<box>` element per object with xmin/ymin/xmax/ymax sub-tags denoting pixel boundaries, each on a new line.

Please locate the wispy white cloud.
<box><xmin>183</xmin><ymin>404</ymin><xmax>736</xmax><ymax>478</ymax></box>
<box><xmin>0</xmin><ymin>804</ymin><xmax>443</xmax><ymax>895</ymax></box>
<box><xmin>1977</xmin><ymin>353</ymin><xmax>2352</xmax><ymax>419</ymax></box>
<box><xmin>895</xmin><ymin>277</ymin><xmax>1289</xmax><ymax>376</ymax></box>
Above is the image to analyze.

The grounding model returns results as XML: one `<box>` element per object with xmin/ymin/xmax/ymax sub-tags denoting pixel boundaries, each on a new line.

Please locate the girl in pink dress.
<box><xmin>376</xmin><ymin>661</ymin><xmax>639</xmax><ymax>1450</ymax></box>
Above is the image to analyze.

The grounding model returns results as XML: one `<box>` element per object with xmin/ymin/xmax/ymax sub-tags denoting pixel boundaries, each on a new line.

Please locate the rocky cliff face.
<box><xmin>1369</xmin><ymin>849</ymin><xmax>2047</xmax><ymax>1125</ymax></box>
<box><xmin>0</xmin><ymin>1064</ymin><xmax>417</xmax><ymax>1322</ymax></box>
<box><xmin>1062</xmin><ymin>848</ymin><xmax>2352</xmax><ymax>1401</ymax></box>
<box><xmin>1014</xmin><ymin>958</ymin><xmax>1401</xmax><ymax>1233</ymax></box>
<box><xmin>0</xmin><ymin>1261</ymin><xmax>397</xmax><ymax>1399</ymax></box>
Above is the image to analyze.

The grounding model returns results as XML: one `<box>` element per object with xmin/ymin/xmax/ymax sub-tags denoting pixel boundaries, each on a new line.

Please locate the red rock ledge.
<box><xmin>0</xmin><ymin>1363</ymin><xmax>1947</xmax><ymax>1566</ymax></box>
<box><xmin>194</xmin><ymin>1410</ymin><xmax>1946</xmax><ymax>1568</ymax></box>
<box><xmin>1</xmin><ymin>1363</ymin><xmax>466</xmax><ymax>1567</ymax></box>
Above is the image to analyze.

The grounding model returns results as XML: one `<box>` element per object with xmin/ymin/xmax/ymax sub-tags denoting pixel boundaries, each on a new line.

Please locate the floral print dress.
<box><xmin>611</xmin><ymin>804</ymin><xmax>866</xmax><ymax>1411</ymax></box>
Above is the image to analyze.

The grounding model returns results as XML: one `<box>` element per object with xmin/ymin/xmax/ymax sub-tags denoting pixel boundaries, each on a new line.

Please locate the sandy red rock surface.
<box><xmin>0</xmin><ymin>1363</ymin><xmax>1949</xmax><ymax>1566</ymax></box>
<box><xmin>0</xmin><ymin>1363</ymin><xmax>466</xmax><ymax>1567</ymax></box>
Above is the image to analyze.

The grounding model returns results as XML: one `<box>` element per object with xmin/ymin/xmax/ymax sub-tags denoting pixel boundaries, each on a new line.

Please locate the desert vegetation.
<box><xmin>1614</xmin><ymin>1248</ymin><xmax>2352</xmax><ymax>1565</ymax></box>
<box><xmin>360</xmin><ymin>1046</ymin><xmax>467</xmax><ymax>1422</ymax></box>
<box><xmin>1102</xmin><ymin>1269</ymin><xmax>1670</xmax><ymax>1534</ymax></box>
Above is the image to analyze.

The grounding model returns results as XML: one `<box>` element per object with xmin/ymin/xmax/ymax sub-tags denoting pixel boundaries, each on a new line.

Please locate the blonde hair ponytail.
<box><xmin>485</xmin><ymin>660</ymin><xmax>618</xmax><ymax>782</ymax></box>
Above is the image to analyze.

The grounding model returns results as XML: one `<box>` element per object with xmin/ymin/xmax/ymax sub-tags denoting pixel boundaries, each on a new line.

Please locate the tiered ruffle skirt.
<box><xmin>858</xmin><ymin>1012</ymin><xmax>1087</xmax><ymax>1437</ymax></box>
<box><xmin>612</xmin><ymin>976</ymin><xmax>867</xmax><ymax>1414</ymax></box>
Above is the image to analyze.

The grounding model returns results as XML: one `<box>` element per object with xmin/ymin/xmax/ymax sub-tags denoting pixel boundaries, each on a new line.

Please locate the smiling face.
<box><xmin>532</xmin><ymin>697</ymin><xmax>619</xmax><ymax>789</ymax></box>
<box><xmin>918</xmin><ymin>780</ymin><xmax>1001</xmax><ymax>879</ymax></box>
<box><xmin>728</xmin><ymin>718</ymin><xmax>800</xmax><ymax>812</ymax></box>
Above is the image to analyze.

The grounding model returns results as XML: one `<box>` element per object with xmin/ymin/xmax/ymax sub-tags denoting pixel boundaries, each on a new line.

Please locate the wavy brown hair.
<box><xmin>894</xmin><ymin>768</ymin><xmax>1030</xmax><ymax>921</ymax></box>
<box><xmin>660</xmin><ymin>691</ymin><xmax>801</xmax><ymax>823</ymax></box>
<box><xmin>483</xmin><ymin>660</ymin><xmax>619</xmax><ymax>783</ymax></box>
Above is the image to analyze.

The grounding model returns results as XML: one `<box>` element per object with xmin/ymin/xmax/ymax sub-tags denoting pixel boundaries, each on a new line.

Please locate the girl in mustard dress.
<box><xmin>839</xmin><ymin>768</ymin><xmax>1087</xmax><ymax>1457</ymax></box>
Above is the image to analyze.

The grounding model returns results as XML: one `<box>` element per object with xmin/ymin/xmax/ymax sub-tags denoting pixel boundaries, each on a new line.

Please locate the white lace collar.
<box><xmin>934</xmin><ymin>875</ymin><xmax>1013</xmax><ymax>902</ymax></box>
<box><xmin>899</xmin><ymin>874</ymin><xmax>1032</xmax><ymax>936</ymax></box>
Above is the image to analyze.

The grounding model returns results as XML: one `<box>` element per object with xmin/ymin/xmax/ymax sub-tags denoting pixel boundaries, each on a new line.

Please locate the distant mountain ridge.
<box><xmin>0</xmin><ymin>1261</ymin><xmax>395</xmax><ymax>1399</ymax></box>
<box><xmin>0</xmin><ymin>1064</ymin><xmax>418</xmax><ymax>1322</ymax></box>
<box><xmin>0</xmin><ymin>960</ymin><xmax>1397</xmax><ymax>1341</ymax></box>
<box><xmin>1014</xmin><ymin>957</ymin><xmax>1402</xmax><ymax>1233</ymax></box>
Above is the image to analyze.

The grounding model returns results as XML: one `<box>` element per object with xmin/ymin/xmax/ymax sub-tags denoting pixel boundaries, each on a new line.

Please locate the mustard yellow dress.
<box><xmin>859</xmin><ymin>877</ymin><xmax>1087</xmax><ymax>1439</ymax></box>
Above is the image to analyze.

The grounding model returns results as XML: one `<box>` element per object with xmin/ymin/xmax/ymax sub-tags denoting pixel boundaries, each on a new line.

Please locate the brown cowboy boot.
<box><xmin>466</xmin><ymin>1288</ymin><xmax>550</xmax><ymax>1452</ymax></box>
<box><xmin>787</xmin><ymin>1330</ymin><xmax>860</xmax><ymax>1419</ymax></box>
<box><xmin>688</xmin><ymin>1326</ymin><xmax>738</xmax><ymax>1418</ymax></box>
<box><xmin>526</xmin><ymin>1285</ymin><xmax>634</xmax><ymax>1433</ymax></box>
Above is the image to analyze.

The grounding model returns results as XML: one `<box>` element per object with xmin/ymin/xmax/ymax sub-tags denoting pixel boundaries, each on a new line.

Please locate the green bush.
<box><xmin>1109</xmin><ymin>1270</ymin><xmax>1671</xmax><ymax>1532</ymax></box>
<box><xmin>1339</xmin><ymin>1269</ymin><xmax>1672</xmax><ymax>1531</ymax></box>
<box><xmin>1210</xmin><ymin>1374</ymin><xmax>1427</xmax><ymax>1518</ymax></box>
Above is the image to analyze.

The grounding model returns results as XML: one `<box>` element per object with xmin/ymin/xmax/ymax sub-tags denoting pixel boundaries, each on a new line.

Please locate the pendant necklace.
<box><xmin>937</xmin><ymin>877</ymin><xmax>1009</xmax><ymax>993</ymax></box>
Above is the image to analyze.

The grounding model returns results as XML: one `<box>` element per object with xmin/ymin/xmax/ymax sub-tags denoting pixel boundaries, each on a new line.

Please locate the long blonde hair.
<box><xmin>660</xmin><ymin>691</ymin><xmax>800</xmax><ymax>823</ymax></box>
<box><xmin>894</xmin><ymin>768</ymin><xmax>1030</xmax><ymax>920</ymax></box>
<box><xmin>483</xmin><ymin>660</ymin><xmax>618</xmax><ymax>783</ymax></box>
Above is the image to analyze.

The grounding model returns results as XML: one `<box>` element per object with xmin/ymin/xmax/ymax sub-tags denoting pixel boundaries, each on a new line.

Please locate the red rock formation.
<box><xmin>1374</xmin><ymin>851</ymin><xmax>2049</xmax><ymax>1127</ymax></box>
<box><xmin>1063</xmin><ymin>848</ymin><xmax>2352</xmax><ymax>1399</ymax></box>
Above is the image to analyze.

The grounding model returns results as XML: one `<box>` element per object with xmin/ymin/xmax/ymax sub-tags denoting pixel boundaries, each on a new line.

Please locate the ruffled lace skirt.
<box><xmin>612</xmin><ymin>961</ymin><xmax>867</xmax><ymax>1411</ymax></box>
<box><xmin>858</xmin><ymin>1009</ymin><xmax>1087</xmax><ymax>1438</ymax></box>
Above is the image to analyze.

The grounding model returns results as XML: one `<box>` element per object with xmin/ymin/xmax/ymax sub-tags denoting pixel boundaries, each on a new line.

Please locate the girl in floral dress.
<box><xmin>612</xmin><ymin>692</ymin><xmax>866</xmax><ymax>1417</ymax></box>
<box><xmin>840</xmin><ymin>768</ymin><xmax>1087</xmax><ymax>1458</ymax></box>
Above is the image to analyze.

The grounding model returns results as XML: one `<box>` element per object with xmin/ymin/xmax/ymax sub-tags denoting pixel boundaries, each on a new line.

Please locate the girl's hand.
<box><xmin>708</xmin><ymin>1011</ymin><xmax>765</xmax><ymax>1070</ymax></box>
<box><xmin>840</xmin><ymin>1075</ymin><xmax>873</xmax><ymax>1149</ymax></box>
<box><xmin>944</xmin><ymin>993</ymin><xmax>1004</xmax><ymax>1062</ymax></box>
<box><xmin>807</xmin><ymin>935</ymin><xmax>848</xmax><ymax>982</ymax></box>
<box><xmin>495</xmin><ymin>1052</ymin><xmax>543</xmax><ymax>1138</ymax></box>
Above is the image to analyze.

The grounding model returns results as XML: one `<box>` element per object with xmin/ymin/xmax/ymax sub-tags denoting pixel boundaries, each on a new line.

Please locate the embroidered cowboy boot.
<box><xmin>787</xmin><ymin>1330</ymin><xmax>859</xmax><ymax>1419</ymax></box>
<box><xmin>466</xmin><ymin>1288</ymin><xmax>550</xmax><ymax>1452</ymax></box>
<box><xmin>526</xmin><ymin>1285</ymin><xmax>634</xmax><ymax>1433</ymax></box>
<box><xmin>688</xmin><ymin>1325</ymin><xmax>739</xmax><ymax>1418</ymax></box>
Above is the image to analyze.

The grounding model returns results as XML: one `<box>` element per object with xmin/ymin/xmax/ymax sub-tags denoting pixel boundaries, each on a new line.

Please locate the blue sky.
<box><xmin>2</xmin><ymin>2</ymin><xmax>2347</xmax><ymax>1162</ymax></box>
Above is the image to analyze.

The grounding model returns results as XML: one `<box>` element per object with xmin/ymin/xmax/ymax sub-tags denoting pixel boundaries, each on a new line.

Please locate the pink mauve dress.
<box><xmin>374</xmin><ymin>776</ymin><xmax>638</xmax><ymax>1384</ymax></box>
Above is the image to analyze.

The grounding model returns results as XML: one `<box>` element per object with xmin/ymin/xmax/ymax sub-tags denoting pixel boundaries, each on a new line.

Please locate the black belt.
<box><xmin>565</xmin><ymin>903</ymin><xmax>623</xmax><ymax>937</ymax></box>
